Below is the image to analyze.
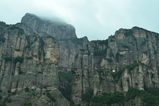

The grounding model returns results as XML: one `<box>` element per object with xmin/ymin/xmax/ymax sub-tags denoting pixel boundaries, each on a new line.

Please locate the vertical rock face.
<box><xmin>0</xmin><ymin>22</ymin><xmax>70</xmax><ymax>106</ymax></box>
<box><xmin>71</xmin><ymin>27</ymin><xmax>159</xmax><ymax>104</ymax></box>
<box><xmin>21</xmin><ymin>13</ymin><xmax>89</xmax><ymax>71</ymax></box>
<box><xmin>58</xmin><ymin>37</ymin><xmax>88</xmax><ymax>70</ymax></box>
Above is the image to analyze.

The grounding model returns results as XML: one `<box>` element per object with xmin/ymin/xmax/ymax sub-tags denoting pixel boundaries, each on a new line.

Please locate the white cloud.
<box><xmin>0</xmin><ymin>0</ymin><xmax>159</xmax><ymax>40</ymax></box>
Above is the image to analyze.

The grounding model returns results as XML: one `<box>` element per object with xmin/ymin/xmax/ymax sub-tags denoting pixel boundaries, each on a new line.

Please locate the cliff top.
<box><xmin>21</xmin><ymin>13</ymin><xmax>77</xmax><ymax>39</ymax></box>
<box><xmin>22</xmin><ymin>13</ymin><xmax>66</xmax><ymax>25</ymax></box>
<box><xmin>113</xmin><ymin>26</ymin><xmax>159</xmax><ymax>39</ymax></box>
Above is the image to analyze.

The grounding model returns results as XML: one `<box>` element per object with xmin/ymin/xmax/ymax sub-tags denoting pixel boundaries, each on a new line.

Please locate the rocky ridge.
<box><xmin>71</xmin><ymin>27</ymin><xmax>159</xmax><ymax>105</ymax></box>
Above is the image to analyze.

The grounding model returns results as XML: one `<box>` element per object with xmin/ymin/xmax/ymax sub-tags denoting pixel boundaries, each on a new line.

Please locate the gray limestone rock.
<box><xmin>21</xmin><ymin>13</ymin><xmax>89</xmax><ymax>72</ymax></box>
<box><xmin>71</xmin><ymin>27</ymin><xmax>159</xmax><ymax>105</ymax></box>
<box><xmin>0</xmin><ymin>21</ymin><xmax>70</xmax><ymax>106</ymax></box>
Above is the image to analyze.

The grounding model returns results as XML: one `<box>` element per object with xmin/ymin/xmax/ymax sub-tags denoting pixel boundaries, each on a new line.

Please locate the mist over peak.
<box><xmin>21</xmin><ymin>13</ymin><xmax>77</xmax><ymax>39</ymax></box>
<box><xmin>23</xmin><ymin>13</ymin><xmax>66</xmax><ymax>25</ymax></box>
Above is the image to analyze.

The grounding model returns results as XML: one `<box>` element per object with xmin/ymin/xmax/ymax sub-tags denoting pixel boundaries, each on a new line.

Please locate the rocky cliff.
<box><xmin>1</xmin><ymin>13</ymin><xmax>159</xmax><ymax>106</ymax></box>
<box><xmin>71</xmin><ymin>27</ymin><xmax>159</xmax><ymax>105</ymax></box>
<box><xmin>0</xmin><ymin>21</ymin><xmax>70</xmax><ymax>106</ymax></box>
<box><xmin>21</xmin><ymin>13</ymin><xmax>89</xmax><ymax>71</ymax></box>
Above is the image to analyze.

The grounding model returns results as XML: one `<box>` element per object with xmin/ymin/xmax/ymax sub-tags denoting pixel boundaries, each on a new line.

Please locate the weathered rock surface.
<box><xmin>0</xmin><ymin>21</ymin><xmax>70</xmax><ymax>106</ymax></box>
<box><xmin>71</xmin><ymin>27</ymin><xmax>159</xmax><ymax>105</ymax></box>
<box><xmin>58</xmin><ymin>37</ymin><xmax>88</xmax><ymax>70</ymax></box>
<box><xmin>1</xmin><ymin>13</ymin><xmax>159</xmax><ymax>106</ymax></box>
<box><xmin>21</xmin><ymin>13</ymin><xmax>89</xmax><ymax>71</ymax></box>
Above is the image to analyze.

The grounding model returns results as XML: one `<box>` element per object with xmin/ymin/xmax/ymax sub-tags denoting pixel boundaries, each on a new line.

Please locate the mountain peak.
<box><xmin>21</xmin><ymin>13</ymin><xmax>77</xmax><ymax>39</ymax></box>
<box><xmin>114</xmin><ymin>26</ymin><xmax>159</xmax><ymax>39</ymax></box>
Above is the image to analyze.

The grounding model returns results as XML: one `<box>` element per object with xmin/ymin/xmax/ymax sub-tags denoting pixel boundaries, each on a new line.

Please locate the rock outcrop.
<box><xmin>71</xmin><ymin>27</ymin><xmax>159</xmax><ymax>105</ymax></box>
<box><xmin>21</xmin><ymin>13</ymin><xmax>89</xmax><ymax>71</ymax></box>
<box><xmin>0</xmin><ymin>21</ymin><xmax>70</xmax><ymax>106</ymax></box>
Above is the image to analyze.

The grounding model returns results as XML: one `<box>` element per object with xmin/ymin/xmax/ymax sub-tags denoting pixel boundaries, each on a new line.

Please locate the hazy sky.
<box><xmin>0</xmin><ymin>0</ymin><xmax>159</xmax><ymax>40</ymax></box>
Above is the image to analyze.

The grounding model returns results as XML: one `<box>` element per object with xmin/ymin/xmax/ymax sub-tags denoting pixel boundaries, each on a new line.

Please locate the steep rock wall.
<box><xmin>0</xmin><ymin>22</ymin><xmax>70</xmax><ymax>106</ymax></box>
<box><xmin>21</xmin><ymin>13</ymin><xmax>89</xmax><ymax>71</ymax></box>
<box><xmin>71</xmin><ymin>27</ymin><xmax>159</xmax><ymax>105</ymax></box>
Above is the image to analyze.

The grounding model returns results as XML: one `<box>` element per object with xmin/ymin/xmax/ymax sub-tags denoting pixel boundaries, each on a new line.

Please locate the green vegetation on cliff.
<box><xmin>94</xmin><ymin>49</ymin><xmax>106</xmax><ymax>56</ymax></box>
<box><xmin>82</xmin><ymin>88</ymin><xmax>93</xmax><ymax>102</ymax></box>
<box><xmin>58</xmin><ymin>71</ymin><xmax>73</xmax><ymax>101</ymax></box>
<box><xmin>111</xmin><ymin>62</ymin><xmax>151</xmax><ymax>80</ymax></box>
<box><xmin>58</xmin><ymin>71</ymin><xmax>73</xmax><ymax>83</ymax></box>
<box><xmin>9</xmin><ymin>25</ymin><xmax>24</xmax><ymax>35</ymax></box>
<box><xmin>14</xmin><ymin>56</ymin><xmax>24</xmax><ymax>64</ymax></box>
<box><xmin>0</xmin><ymin>21</ymin><xmax>6</xmax><ymax>26</ymax></box>
<box><xmin>80</xmin><ymin>87</ymin><xmax>159</xmax><ymax>106</ymax></box>
<box><xmin>0</xmin><ymin>36</ymin><xmax>5</xmax><ymax>43</ymax></box>
<box><xmin>24</xmin><ymin>103</ymin><xmax>32</xmax><ymax>106</ymax></box>
<box><xmin>46</xmin><ymin>92</ymin><xmax>56</xmax><ymax>102</ymax></box>
<box><xmin>91</xmin><ymin>92</ymin><xmax>124</xmax><ymax>106</ymax></box>
<box><xmin>3</xmin><ymin>57</ymin><xmax>12</xmax><ymax>62</ymax></box>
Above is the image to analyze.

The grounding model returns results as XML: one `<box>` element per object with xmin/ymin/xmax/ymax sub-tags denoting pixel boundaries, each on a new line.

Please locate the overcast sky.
<box><xmin>0</xmin><ymin>0</ymin><xmax>159</xmax><ymax>40</ymax></box>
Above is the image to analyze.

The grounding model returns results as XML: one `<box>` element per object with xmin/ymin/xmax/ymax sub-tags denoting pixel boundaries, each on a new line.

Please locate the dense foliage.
<box><xmin>94</xmin><ymin>49</ymin><xmax>106</xmax><ymax>56</ymax></box>
<box><xmin>58</xmin><ymin>71</ymin><xmax>73</xmax><ymax>83</ymax></box>
<box><xmin>46</xmin><ymin>92</ymin><xmax>56</xmax><ymax>102</ymax></box>
<box><xmin>143</xmin><ymin>87</ymin><xmax>159</xmax><ymax>106</ymax></box>
<box><xmin>125</xmin><ymin>88</ymin><xmax>144</xmax><ymax>102</ymax></box>
<box><xmin>106</xmin><ymin>58</ymin><xmax>113</xmax><ymax>62</ymax></box>
<box><xmin>91</xmin><ymin>92</ymin><xmax>124</xmax><ymax>106</ymax></box>
<box><xmin>58</xmin><ymin>71</ymin><xmax>73</xmax><ymax>101</ymax></box>
<box><xmin>24</xmin><ymin>87</ymin><xmax>29</xmax><ymax>92</ymax></box>
<box><xmin>3</xmin><ymin>56</ymin><xmax>24</xmax><ymax>63</ymax></box>
<box><xmin>0</xmin><ymin>95</ymin><xmax>2</xmax><ymax>101</ymax></box>
<box><xmin>80</xmin><ymin>87</ymin><xmax>159</xmax><ymax>106</ymax></box>
<box><xmin>0</xmin><ymin>103</ymin><xmax>6</xmax><ymax>106</ymax></box>
<box><xmin>13</xmin><ymin>56</ymin><xmax>24</xmax><ymax>64</ymax></box>
<box><xmin>82</xmin><ymin>88</ymin><xmax>93</xmax><ymax>102</ymax></box>
<box><xmin>59</xmin><ymin>85</ymin><xmax>72</xmax><ymax>101</ymax></box>
<box><xmin>3</xmin><ymin>57</ymin><xmax>12</xmax><ymax>62</ymax></box>
<box><xmin>24</xmin><ymin>103</ymin><xmax>32</xmax><ymax>106</ymax></box>
<box><xmin>0</xmin><ymin>37</ymin><xmax>5</xmax><ymax>43</ymax></box>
